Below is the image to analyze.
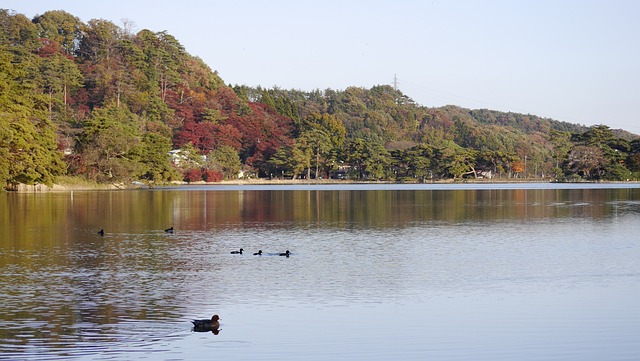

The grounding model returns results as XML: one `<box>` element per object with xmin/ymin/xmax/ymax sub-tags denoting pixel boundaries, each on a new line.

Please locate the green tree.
<box><xmin>32</xmin><ymin>10</ymin><xmax>83</xmax><ymax>55</ymax></box>
<box><xmin>130</xmin><ymin>131</ymin><xmax>179</xmax><ymax>183</ymax></box>
<box><xmin>295</xmin><ymin>113</ymin><xmax>346</xmax><ymax>179</ymax></box>
<box><xmin>362</xmin><ymin>141</ymin><xmax>391</xmax><ymax>180</ymax></box>
<box><xmin>298</xmin><ymin>124</ymin><xmax>330</xmax><ymax>179</ymax></box>
<box><xmin>568</xmin><ymin>125</ymin><xmax>631</xmax><ymax>180</ymax></box>
<box><xmin>445</xmin><ymin>148</ymin><xmax>477</xmax><ymax>179</ymax></box>
<box><xmin>476</xmin><ymin>149</ymin><xmax>519</xmax><ymax>179</ymax></box>
<box><xmin>77</xmin><ymin>18</ymin><xmax>122</xmax><ymax>63</ymax></box>
<box><xmin>77</xmin><ymin>104</ymin><xmax>144</xmax><ymax>181</ymax></box>
<box><xmin>0</xmin><ymin>44</ymin><xmax>65</xmax><ymax>189</ymax></box>
<box><xmin>292</xmin><ymin>140</ymin><xmax>314</xmax><ymax>179</ymax></box>
<box><xmin>267</xmin><ymin>144</ymin><xmax>311</xmax><ymax>179</ymax></box>
<box><xmin>259</xmin><ymin>88</ymin><xmax>276</xmax><ymax>110</ymax></box>
<box><xmin>0</xmin><ymin>10</ymin><xmax>41</xmax><ymax>53</ymax></box>
<box><xmin>346</xmin><ymin>137</ymin><xmax>391</xmax><ymax>180</ymax></box>
<box><xmin>628</xmin><ymin>139</ymin><xmax>640</xmax><ymax>177</ymax></box>
<box><xmin>548</xmin><ymin>129</ymin><xmax>572</xmax><ymax>175</ymax></box>
<box><xmin>39</xmin><ymin>53</ymin><xmax>83</xmax><ymax>116</ymax></box>
<box><xmin>392</xmin><ymin>144</ymin><xmax>434</xmax><ymax>181</ymax></box>
<box><xmin>407</xmin><ymin>144</ymin><xmax>434</xmax><ymax>181</ymax></box>
<box><xmin>135</xmin><ymin>30</ymin><xmax>185</xmax><ymax>102</ymax></box>
<box><xmin>209</xmin><ymin>145</ymin><xmax>241</xmax><ymax>179</ymax></box>
<box><xmin>267</xmin><ymin>147</ymin><xmax>293</xmax><ymax>178</ymax></box>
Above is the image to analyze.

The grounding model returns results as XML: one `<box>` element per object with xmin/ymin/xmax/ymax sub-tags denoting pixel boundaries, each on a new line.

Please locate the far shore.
<box><xmin>9</xmin><ymin>177</ymin><xmax>640</xmax><ymax>193</ymax></box>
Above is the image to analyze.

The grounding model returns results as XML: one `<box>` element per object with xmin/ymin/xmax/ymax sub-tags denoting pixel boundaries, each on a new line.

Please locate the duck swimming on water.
<box><xmin>231</xmin><ymin>248</ymin><xmax>244</xmax><ymax>254</ymax></box>
<box><xmin>164</xmin><ymin>226</ymin><xmax>174</xmax><ymax>233</ymax></box>
<box><xmin>279</xmin><ymin>250</ymin><xmax>290</xmax><ymax>257</ymax></box>
<box><xmin>253</xmin><ymin>250</ymin><xmax>263</xmax><ymax>256</ymax></box>
<box><xmin>97</xmin><ymin>229</ymin><xmax>105</xmax><ymax>236</ymax></box>
<box><xmin>192</xmin><ymin>314</ymin><xmax>220</xmax><ymax>333</ymax></box>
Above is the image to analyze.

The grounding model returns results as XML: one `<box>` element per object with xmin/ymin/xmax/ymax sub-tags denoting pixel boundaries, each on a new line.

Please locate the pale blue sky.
<box><xmin>4</xmin><ymin>0</ymin><xmax>640</xmax><ymax>134</ymax></box>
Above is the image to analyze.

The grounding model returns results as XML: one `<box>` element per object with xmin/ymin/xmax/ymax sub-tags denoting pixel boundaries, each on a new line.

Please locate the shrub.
<box><xmin>202</xmin><ymin>169</ymin><xmax>224</xmax><ymax>182</ymax></box>
<box><xmin>183</xmin><ymin>168</ymin><xmax>203</xmax><ymax>183</ymax></box>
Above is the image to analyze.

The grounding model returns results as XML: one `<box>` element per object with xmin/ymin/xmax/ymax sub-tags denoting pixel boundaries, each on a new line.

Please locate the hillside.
<box><xmin>1</xmin><ymin>9</ymin><xmax>639</xmax><ymax>189</ymax></box>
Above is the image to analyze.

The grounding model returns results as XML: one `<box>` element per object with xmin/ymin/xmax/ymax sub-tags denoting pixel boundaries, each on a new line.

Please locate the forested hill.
<box><xmin>1</xmin><ymin>9</ymin><xmax>639</xmax><ymax>189</ymax></box>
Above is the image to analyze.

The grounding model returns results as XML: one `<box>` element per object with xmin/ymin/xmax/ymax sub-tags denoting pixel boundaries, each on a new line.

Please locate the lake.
<box><xmin>1</xmin><ymin>183</ymin><xmax>639</xmax><ymax>360</ymax></box>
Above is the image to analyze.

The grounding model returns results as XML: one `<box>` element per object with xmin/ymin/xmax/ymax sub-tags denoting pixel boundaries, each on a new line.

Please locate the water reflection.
<box><xmin>1</xmin><ymin>185</ymin><xmax>639</xmax><ymax>360</ymax></box>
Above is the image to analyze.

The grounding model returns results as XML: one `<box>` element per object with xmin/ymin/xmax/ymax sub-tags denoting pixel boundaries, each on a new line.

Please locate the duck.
<box><xmin>253</xmin><ymin>250</ymin><xmax>263</xmax><ymax>256</ymax></box>
<box><xmin>279</xmin><ymin>250</ymin><xmax>291</xmax><ymax>257</ymax></box>
<box><xmin>230</xmin><ymin>248</ymin><xmax>244</xmax><ymax>254</ymax></box>
<box><xmin>97</xmin><ymin>229</ymin><xmax>105</xmax><ymax>236</ymax></box>
<box><xmin>164</xmin><ymin>226</ymin><xmax>174</xmax><ymax>233</ymax></box>
<box><xmin>192</xmin><ymin>314</ymin><xmax>220</xmax><ymax>333</ymax></box>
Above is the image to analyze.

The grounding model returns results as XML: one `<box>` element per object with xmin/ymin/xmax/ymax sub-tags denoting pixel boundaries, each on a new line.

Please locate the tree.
<box><xmin>392</xmin><ymin>144</ymin><xmax>434</xmax><ymax>181</ymax></box>
<box><xmin>294</xmin><ymin>113</ymin><xmax>346</xmax><ymax>179</ymax></box>
<box><xmin>548</xmin><ymin>129</ymin><xmax>572</xmax><ymax>170</ymax></box>
<box><xmin>130</xmin><ymin>131</ymin><xmax>180</xmax><ymax>183</ymax></box>
<box><xmin>174</xmin><ymin>120</ymin><xmax>242</xmax><ymax>154</ymax></box>
<box><xmin>406</xmin><ymin>144</ymin><xmax>434</xmax><ymax>181</ymax></box>
<box><xmin>0</xmin><ymin>111</ymin><xmax>65</xmax><ymax>188</ymax></box>
<box><xmin>0</xmin><ymin>44</ymin><xmax>65</xmax><ymax>189</ymax></box>
<box><xmin>76</xmin><ymin>19</ymin><xmax>122</xmax><ymax>63</ymax></box>
<box><xmin>488</xmin><ymin>150</ymin><xmax>519</xmax><ymax>178</ymax></box>
<box><xmin>173</xmin><ymin>142</ymin><xmax>205</xmax><ymax>169</ymax></box>
<box><xmin>628</xmin><ymin>139</ymin><xmax>640</xmax><ymax>176</ymax></box>
<box><xmin>446</xmin><ymin>149</ymin><xmax>477</xmax><ymax>179</ymax></box>
<box><xmin>38</xmin><ymin>52</ymin><xmax>83</xmax><ymax>116</ymax></box>
<box><xmin>225</xmin><ymin>102</ymin><xmax>294</xmax><ymax>175</ymax></box>
<box><xmin>298</xmin><ymin>122</ymin><xmax>330</xmax><ymax>179</ymax></box>
<box><xmin>573</xmin><ymin>124</ymin><xmax>614</xmax><ymax>147</ymax></box>
<box><xmin>345</xmin><ymin>137</ymin><xmax>391</xmax><ymax>180</ymax></box>
<box><xmin>292</xmin><ymin>138</ymin><xmax>315</xmax><ymax>179</ymax></box>
<box><xmin>0</xmin><ymin>118</ymin><xmax>9</xmax><ymax>185</ymax></box>
<box><xmin>76</xmin><ymin>19</ymin><xmax>141</xmax><ymax>109</ymax></box>
<box><xmin>208</xmin><ymin>145</ymin><xmax>241</xmax><ymax>179</ymax></box>
<box><xmin>362</xmin><ymin>141</ymin><xmax>391</xmax><ymax>180</ymax></box>
<box><xmin>0</xmin><ymin>10</ymin><xmax>41</xmax><ymax>53</ymax></box>
<box><xmin>135</xmin><ymin>30</ymin><xmax>185</xmax><ymax>102</ymax></box>
<box><xmin>267</xmin><ymin>147</ymin><xmax>293</xmax><ymax>178</ymax></box>
<box><xmin>566</xmin><ymin>145</ymin><xmax>607</xmax><ymax>180</ymax></box>
<box><xmin>32</xmin><ymin>10</ymin><xmax>83</xmax><ymax>55</ymax></box>
<box><xmin>77</xmin><ymin>104</ymin><xmax>144</xmax><ymax>181</ymax></box>
<box><xmin>568</xmin><ymin>125</ymin><xmax>632</xmax><ymax>180</ymax></box>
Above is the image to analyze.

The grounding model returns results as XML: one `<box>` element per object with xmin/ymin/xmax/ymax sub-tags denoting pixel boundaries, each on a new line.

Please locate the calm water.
<box><xmin>1</xmin><ymin>183</ymin><xmax>640</xmax><ymax>360</ymax></box>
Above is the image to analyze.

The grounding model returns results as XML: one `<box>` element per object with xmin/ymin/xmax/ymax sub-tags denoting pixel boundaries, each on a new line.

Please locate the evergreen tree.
<box><xmin>0</xmin><ymin>44</ymin><xmax>65</xmax><ymax>189</ymax></box>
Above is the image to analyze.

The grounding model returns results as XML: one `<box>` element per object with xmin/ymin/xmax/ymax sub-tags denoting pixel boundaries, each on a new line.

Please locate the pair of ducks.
<box><xmin>97</xmin><ymin>226</ymin><xmax>174</xmax><ymax>236</ymax></box>
<box><xmin>231</xmin><ymin>248</ymin><xmax>290</xmax><ymax>257</ymax></box>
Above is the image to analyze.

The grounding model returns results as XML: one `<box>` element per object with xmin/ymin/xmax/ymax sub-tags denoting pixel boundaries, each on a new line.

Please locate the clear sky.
<box><xmin>4</xmin><ymin>0</ymin><xmax>640</xmax><ymax>134</ymax></box>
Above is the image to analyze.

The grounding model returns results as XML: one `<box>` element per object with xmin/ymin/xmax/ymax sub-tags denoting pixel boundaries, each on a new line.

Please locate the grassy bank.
<box><xmin>13</xmin><ymin>176</ymin><xmax>119</xmax><ymax>192</ymax></box>
<box><xmin>12</xmin><ymin>176</ymin><xmax>638</xmax><ymax>193</ymax></box>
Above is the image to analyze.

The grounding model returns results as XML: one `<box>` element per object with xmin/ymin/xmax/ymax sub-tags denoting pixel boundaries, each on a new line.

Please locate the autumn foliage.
<box><xmin>1</xmin><ymin>9</ymin><xmax>639</xmax><ymax>189</ymax></box>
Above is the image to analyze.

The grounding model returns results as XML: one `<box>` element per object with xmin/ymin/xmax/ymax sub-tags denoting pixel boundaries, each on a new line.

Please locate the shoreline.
<box><xmin>9</xmin><ymin>177</ymin><xmax>640</xmax><ymax>193</ymax></box>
